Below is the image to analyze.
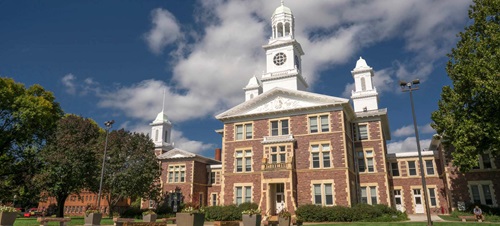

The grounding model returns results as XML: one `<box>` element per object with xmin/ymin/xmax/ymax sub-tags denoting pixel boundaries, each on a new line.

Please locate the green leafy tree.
<box><xmin>35</xmin><ymin>115</ymin><xmax>101</xmax><ymax>217</ymax></box>
<box><xmin>0</xmin><ymin>77</ymin><xmax>63</xmax><ymax>205</ymax></box>
<box><xmin>102</xmin><ymin>129</ymin><xmax>161</xmax><ymax>217</ymax></box>
<box><xmin>431</xmin><ymin>0</ymin><xmax>500</xmax><ymax>171</ymax></box>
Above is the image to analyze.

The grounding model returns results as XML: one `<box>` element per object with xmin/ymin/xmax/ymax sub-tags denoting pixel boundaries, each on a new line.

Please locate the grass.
<box><xmin>312</xmin><ymin>223</ymin><xmax>500</xmax><ymax>225</ymax></box>
<box><xmin>13</xmin><ymin>217</ymin><xmax>121</xmax><ymax>226</ymax></box>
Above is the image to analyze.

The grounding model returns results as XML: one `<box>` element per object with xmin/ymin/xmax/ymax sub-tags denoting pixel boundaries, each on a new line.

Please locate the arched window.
<box><xmin>277</xmin><ymin>23</ymin><xmax>283</xmax><ymax>37</ymax></box>
<box><xmin>285</xmin><ymin>22</ymin><xmax>291</xmax><ymax>36</ymax></box>
<box><xmin>361</xmin><ymin>77</ymin><xmax>366</xmax><ymax>91</ymax></box>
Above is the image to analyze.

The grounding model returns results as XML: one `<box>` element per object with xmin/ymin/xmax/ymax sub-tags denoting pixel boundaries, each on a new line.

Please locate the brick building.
<box><xmin>146</xmin><ymin>2</ymin><xmax>499</xmax><ymax>216</ymax></box>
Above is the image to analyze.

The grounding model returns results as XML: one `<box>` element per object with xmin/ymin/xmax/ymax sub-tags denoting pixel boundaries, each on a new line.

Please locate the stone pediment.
<box><xmin>216</xmin><ymin>87</ymin><xmax>349</xmax><ymax>120</ymax></box>
<box><xmin>157</xmin><ymin>148</ymin><xmax>195</xmax><ymax>160</ymax></box>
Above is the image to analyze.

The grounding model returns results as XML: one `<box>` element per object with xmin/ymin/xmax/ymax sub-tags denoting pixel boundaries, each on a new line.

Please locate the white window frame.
<box><xmin>211</xmin><ymin>193</ymin><xmax>218</xmax><ymax>206</ymax></box>
<box><xmin>354</xmin><ymin>124</ymin><xmax>369</xmax><ymax>141</ymax></box>
<box><xmin>235</xmin><ymin>185</ymin><xmax>252</xmax><ymax>205</ymax></box>
<box><xmin>310</xmin><ymin>143</ymin><xmax>332</xmax><ymax>169</ymax></box>
<box><xmin>357</xmin><ymin>149</ymin><xmax>375</xmax><ymax>173</ymax></box>
<box><xmin>428</xmin><ymin>188</ymin><xmax>437</xmax><ymax>207</ymax></box>
<box><xmin>473</xmin><ymin>153</ymin><xmax>496</xmax><ymax>170</ymax></box>
<box><xmin>168</xmin><ymin>165</ymin><xmax>186</xmax><ymax>183</ymax></box>
<box><xmin>309</xmin><ymin>114</ymin><xmax>330</xmax><ymax>133</ymax></box>
<box><xmin>235</xmin><ymin>123</ymin><xmax>253</xmax><ymax>140</ymax></box>
<box><xmin>468</xmin><ymin>181</ymin><xmax>496</xmax><ymax>206</ymax></box>
<box><xmin>425</xmin><ymin>159</ymin><xmax>435</xmax><ymax>176</ymax></box>
<box><xmin>270</xmin><ymin>119</ymin><xmax>289</xmax><ymax>136</ymax></box>
<box><xmin>391</xmin><ymin>162</ymin><xmax>400</xmax><ymax>177</ymax></box>
<box><xmin>270</xmin><ymin>145</ymin><xmax>287</xmax><ymax>164</ymax></box>
<box><xmin>235</xmin><ymin>149</ymin><xmax>252</xmax><ymax>173</ymax></box>
<box><xmin>407</xmin><ymin>161</ymin><xmax>417</xmax><ymax>176</ymax></box>
<box><xmin>360</xmin><ymin>185</ymin><xmax>378</xmax><ymax>205</ymax></box>
<box><xmin>312</xmin><ymin>183</ymin><xmax>334</xmax><ymax>206</ymax></box>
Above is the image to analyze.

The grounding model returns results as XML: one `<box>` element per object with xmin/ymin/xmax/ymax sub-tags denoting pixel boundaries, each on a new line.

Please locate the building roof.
<box><xmin>216</xmin><ymin>87</ymin><xmax>350</xmax><ymax>121</ymax></box>
<box><xmin>157</xmin><ymin>148</ymin><xmax>220</xmax><ymax>164</ymax></box>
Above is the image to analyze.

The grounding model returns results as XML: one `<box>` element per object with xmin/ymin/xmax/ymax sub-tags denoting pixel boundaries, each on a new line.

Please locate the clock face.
<box><xmin>273</xmin><ymin>52</ymin><xmax>287</xmax><ymax>66</ymax></box>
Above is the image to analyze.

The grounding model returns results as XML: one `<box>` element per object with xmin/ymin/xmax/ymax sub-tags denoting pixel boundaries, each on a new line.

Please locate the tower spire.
<box><xmin>162</xmin><ymin>89</ymin><xmax>166</xmax><ymax>113</ymax></box>
<box><xmin>281</xmin><ymin>0</ymin><xmax>284</xmax><ymax>5</ymax></box>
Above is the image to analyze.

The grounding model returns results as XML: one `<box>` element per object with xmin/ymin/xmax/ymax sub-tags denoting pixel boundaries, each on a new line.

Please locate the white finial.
<box><xmin>162</xmin><ymin>89</ymin><xmax>166</xmax><ymax>113</ymax></box>
<box><xmin>281</xmin><ymin>0</ymin><xmax>284</xmax><ymax>5</ymax></box>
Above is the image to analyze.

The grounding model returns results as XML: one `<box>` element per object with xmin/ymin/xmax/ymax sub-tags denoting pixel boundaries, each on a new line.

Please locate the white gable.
<box><xmin>217</xmin><ymin>87</ymin><xmax>349</xmax><ymax>120</ymax></box>
<box><xmin>157</xmin><ymin>148</ymin><xmax>195</xmax><ymax>160</ymax></box>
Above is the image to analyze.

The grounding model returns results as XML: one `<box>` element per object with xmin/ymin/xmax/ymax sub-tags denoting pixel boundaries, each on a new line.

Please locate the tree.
<box><xmin>102</xmin><ymin>129</ymin><xmax>161</xmax><ymax>217</ymax></box>
<box><xmin>0</xmin><ymin>77</ymin><xmax>63</xmax><ymax>205</ymax></box>
<box><xmin>35</xmin><ymin>114</ymin><xmax>101</xmax><ymax>217</ymax></box>
<box><xmin>431</xmin><ymin>0</ymin><xmax>500</xmax><ymax>172</ymax></box>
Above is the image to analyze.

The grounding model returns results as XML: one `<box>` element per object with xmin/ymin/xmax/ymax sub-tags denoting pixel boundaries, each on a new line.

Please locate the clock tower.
<box><xmin>261</xmin><ymin>1</ymin><xmax>308</xmax><ymax>93</ymax></box>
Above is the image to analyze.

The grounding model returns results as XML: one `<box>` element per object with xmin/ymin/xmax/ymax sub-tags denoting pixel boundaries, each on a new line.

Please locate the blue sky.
<box><xmin>0</xmin><ymin>0</ymin><xmax>472</xmax><ymax>157</ymax></box>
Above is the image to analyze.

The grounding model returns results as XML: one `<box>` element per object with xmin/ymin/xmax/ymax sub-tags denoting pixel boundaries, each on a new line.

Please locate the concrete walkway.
<box><xmin>408</xmin><ymin>214</ymin><xmax>444</xmax><ymax>222</ymax></box>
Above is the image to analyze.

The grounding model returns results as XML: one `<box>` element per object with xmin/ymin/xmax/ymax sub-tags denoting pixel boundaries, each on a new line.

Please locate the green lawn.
<box><xmin>13</xmin><ymin>217</ymin><xmax>119</xmax><ymax>226</ymax></box>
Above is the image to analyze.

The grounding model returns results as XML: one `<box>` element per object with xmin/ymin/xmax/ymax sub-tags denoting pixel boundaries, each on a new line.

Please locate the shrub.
<box><xmin>296</xmin><ymin>204</ymin><xmax>326</xmax><ymax>222</ymax></box>
<box><xmin>120</xmin><ymin>206</ymin><xmax>143</xmax><ymax>218</ymax></box>
<box><xmin>204</xmin><ymin>205</ymin><xmax>239</xmax><ymax>221</ymax></box>
<box><xmin>325</xmin><ymin>206</ymin><xmax>352</xmax><ymax>222</ymax></box>
<box><xmin>296</xmin><ymin>204</ymin><xmax>405</xmax><ymax>222</ymax></box>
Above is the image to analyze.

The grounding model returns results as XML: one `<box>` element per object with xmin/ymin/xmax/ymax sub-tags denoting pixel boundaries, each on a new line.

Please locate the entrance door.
<box><xmin>413</xmin><ymin>189</ymin><xmax>424</xmax><ymax>213</ymax></box>
<box><xmin>394</xmin><ymin>190</ymin><xmax>404</xmax><ymax>212</ymax></box>
<box><xmin>276</xmin><ymin>183</ymin><xmax>285</xmax><ymax>213</ymax></box>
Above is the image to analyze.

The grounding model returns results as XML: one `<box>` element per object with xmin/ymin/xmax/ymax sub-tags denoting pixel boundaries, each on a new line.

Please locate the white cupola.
<box><xmin>150</xmin><ymin>93</ymin><xmax>174</xmax><ymax>155</ymax></box>
<box><xmin>350</xmin><ymin>57</ymin><xmax>379</xmax><ymax>112</ymax></box>
<box><xmin>259</xmin><ymin>0</ymin><xmax>308</xmax><ymax>93</ymax></box>
<box><xmin>244</xmin><ymin>76</ymin><xmax>262</xmax><ymax>101</ymax></box>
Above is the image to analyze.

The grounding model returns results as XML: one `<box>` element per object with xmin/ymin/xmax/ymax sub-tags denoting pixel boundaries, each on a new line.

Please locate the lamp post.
<box><xmin>97</xmin><ymin>120</ymin><xmax>114</xmax><ymax>209</ymax></box>
<box><xmin>400</xmin><ymin>79</ymin><xmax>432</xmax><ymax>226</ymax></box>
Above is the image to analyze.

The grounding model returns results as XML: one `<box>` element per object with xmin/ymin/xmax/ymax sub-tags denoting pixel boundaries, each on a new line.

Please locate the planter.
<box><xmin>278</xmin><ymin>217</ymin><xmax>290</xmax><ymax>226</ymax></box>
<box><xmin>84</xmin><ymin>213</ymin><xmax>102</xmax><ymax>226</ymax></box>
<box><xmin>243</xmin><ymin>214</ymin><xmax>261</xmax><ymax>226</ymax></box>
<box><xmin>176</xmin><ymin>213</ymin><xmax>205</xmax><ymax>226</ymax></box>
<box><xmin>142</xmin><ymin>214</ymin><xmax>157</xmax><ymax>222</ymax></box>
<box><xmin>0</xmin><ymin>212</ymin><xmax>17</xmax><ymax>226</ymax></box>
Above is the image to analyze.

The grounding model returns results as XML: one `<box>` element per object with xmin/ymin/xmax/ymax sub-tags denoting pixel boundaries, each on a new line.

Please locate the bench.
<box><xmin>458</xmin><ymin>215</ymin><xmax>483</xmax><ymax>222</ymax></box>
<box><xmin>114</xmin><ymin>217</ymin><xmax>136</xmax><ymax>226</ymax></box>
<box><xmin>161</xmin><ymin>217</ymin><xmax>176</xmax><ymax>224</ymax></box>
<box><xmin>37</xmin><ymin>217</ymin><xmax>71</xmax><ymax>226</ymax></box>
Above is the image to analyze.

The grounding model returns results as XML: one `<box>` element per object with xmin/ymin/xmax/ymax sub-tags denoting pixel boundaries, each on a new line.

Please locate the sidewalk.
<box><xmin>408</xmin><ymin>214</ymin><xmax>444</xmax><ymax>222</ymax></box>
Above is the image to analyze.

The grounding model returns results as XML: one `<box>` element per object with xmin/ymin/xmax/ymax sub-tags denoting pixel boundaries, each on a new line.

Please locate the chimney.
<box><xmin>215</xmin><ymin>148</ymin><xmax>222</xmax><ymax>161</ymax></box>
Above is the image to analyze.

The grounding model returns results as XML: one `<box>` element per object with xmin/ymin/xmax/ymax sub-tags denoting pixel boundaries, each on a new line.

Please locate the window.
<box><xmin>270</xmin><ymin>146</ymin><xmax>287</xmax><ymax>164</ymax></box>
<box><xmin>155</xmin><ymin>130</ymin><xmax>159</xmax><ymax>141</ymax></box>
<box><xmin>428</xmin><ymin>188</ymin><xmax>437</xmax><ymax>206</ymax></box>
<box><xmin>311</xmin><ymin>143</ymin><xmax>331</xmax><ymax>168</ymax></box>
<box><xmin>235</xmin><ymin>123</ymin><xmax>252</xmax><ymax>140</ymax></box>
<box><xmin>271</xmin><ymin>119</ymin><xmax>289</xmax><ymax>136</ymax></box>
<box><xmin>149</xmin><ymin>200</ymin><xmax>155</xmax><ymax>208</ymax></box>
<box><xmin>357</xmin><ymin>150</ymin><xmax>374</xmax><ymax>173</ymax></box>
<box><xmin>361</xmin><ymin>77</ymin><xmax>366</xmax><ymax>91</ymax></box>
<box><xmin>360</xmin><ymin>186</ymin><xmax>377</xmax><ymax>205</ymax></box>
<box><xmin>168</xmin><ymin>165</ymin><xmax>186</xmax><ymax>183</ymax></box>
<box><xmin>425</xmin><ymin>160</ymin><xmax>435</xmax><ymax>175</ymax></box>
<box><xmin>473</xmin><ymin>154</ymin><xmax>494</xmax><ymax>169</ymax></box>
<box><xmin>309</xmin><ymin>115</ymin><xmax>329</xmax><ymax>133</ymax></box>
<box><xmin>236</xmin><ymin>150</ymin><xmax>252</xmax><ymax>172</ymax></box>
<box><xmin>408</xmin><ymin>161</ymin><xmax>417</xmax><ymax>176</ymax></box>
<box><xmin>354</xmin><ymin>124</ymin><xmax>369</xmax><ymax>141</ymax></box>
<box><xmin>164</xmin><ymin>131</ymin><xmax>168</xmax><ymax>142</ymax></box>
<box><xmin>469</xmin><ymin>182</ymin><xmax>494</xmax><ymax>205</ymax></box>
<box><xmin>391</xmin><ymin>162</ymin><xmax>400</xmax><ymax>176</ymax></box>
<box><xmin>211</xmin><ymin>193</ymin><xmax>217</xmax><ymax>206</ymax></box>
<box><xmin>313</xmin><ymin>183</ymin><xmax>334</xmax><ymax>206</ymax></box>
<box><xmin>199</xmin><ymin>193</ymin><xmax>204</xmax><ymax>207</ymax></box>
<box><xmin>235</xmin><ymin>186</ymin><xmax>252</xmax><ymax>205</ymax></box>
<box><xmin>209</xmin><ymin>171</ymin><xmax>221</xmax><ymax>185</ymax></box>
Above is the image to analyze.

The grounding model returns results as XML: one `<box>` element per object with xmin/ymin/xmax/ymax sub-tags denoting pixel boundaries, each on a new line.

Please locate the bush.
<box><xmin>296</xmin><ymin>204</ymin><xmax>405</xmax><ymax>222</ymax></box>
<box><xmin>204</xmin><ymin>203</ymin><xmax>259</xmax><ymax>221</ymax></box>
<box><xmin>120</xmin><ymin>206</ymin><xmax>143</xmax><ymax>218</ymax></box>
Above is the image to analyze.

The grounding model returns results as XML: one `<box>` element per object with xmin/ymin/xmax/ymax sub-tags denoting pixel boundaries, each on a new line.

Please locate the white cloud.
<box><xmin>61</xmin><ymin>73</ymin><xmax>76</xmax><ymax>94</ymax></box>
<box><xmin>144</xmin><ymin>8</ymin><xmax>182</xmax><ymax>55</ymax></box>
<box><xmin>393</xmin><ymin>123</ymin><xmax>436</xmax><ymax>137</ymax></box>
<box><xmin>93</xmin><ymin>0</ymin><xmax>470</xmax><ymax>149</ymax></box>
<box><xmin>387</xmin><ymin>137</ymin><xmax>432</xmax><ymax>153</ymax></box>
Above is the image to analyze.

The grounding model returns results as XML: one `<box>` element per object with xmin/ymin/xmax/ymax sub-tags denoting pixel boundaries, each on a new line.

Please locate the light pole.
<box><xmin>97</xmin><ymin>120</ymin><xmax>114</xmax><ymax>209</ymax></box>
<box><xmin>400</xmin><ymin>79</ymin><xmax>432</xmax><ymax>226</ymax></box>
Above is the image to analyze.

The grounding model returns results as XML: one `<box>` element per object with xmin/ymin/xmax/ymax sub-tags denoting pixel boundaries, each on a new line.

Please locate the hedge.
<box><xmin>295</xmin><ymin>204</ymin><xmax>407</xmax><ymax>222</ymax></box>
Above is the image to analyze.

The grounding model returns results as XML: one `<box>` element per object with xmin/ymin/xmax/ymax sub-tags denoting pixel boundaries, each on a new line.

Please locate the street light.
<box><xmin>400</xmin><ymin>79</ymin><xmax>432</xmax><ymax>226</ymax></box>
<box><xmin>97</xmin><ymin>120</ymin><xmax>114</xmax><ymax>209</ymax></box>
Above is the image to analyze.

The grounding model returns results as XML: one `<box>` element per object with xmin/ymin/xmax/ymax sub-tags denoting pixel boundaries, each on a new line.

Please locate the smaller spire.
<box><xmin>281</xmin><ymin>0</ymin><xmax>284</xmax><ymax>6</ymax></box>
<box><xmin>162</xmin><ymin>89</ymin><xmax>166</xmax><ymax>113</ymax></box>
